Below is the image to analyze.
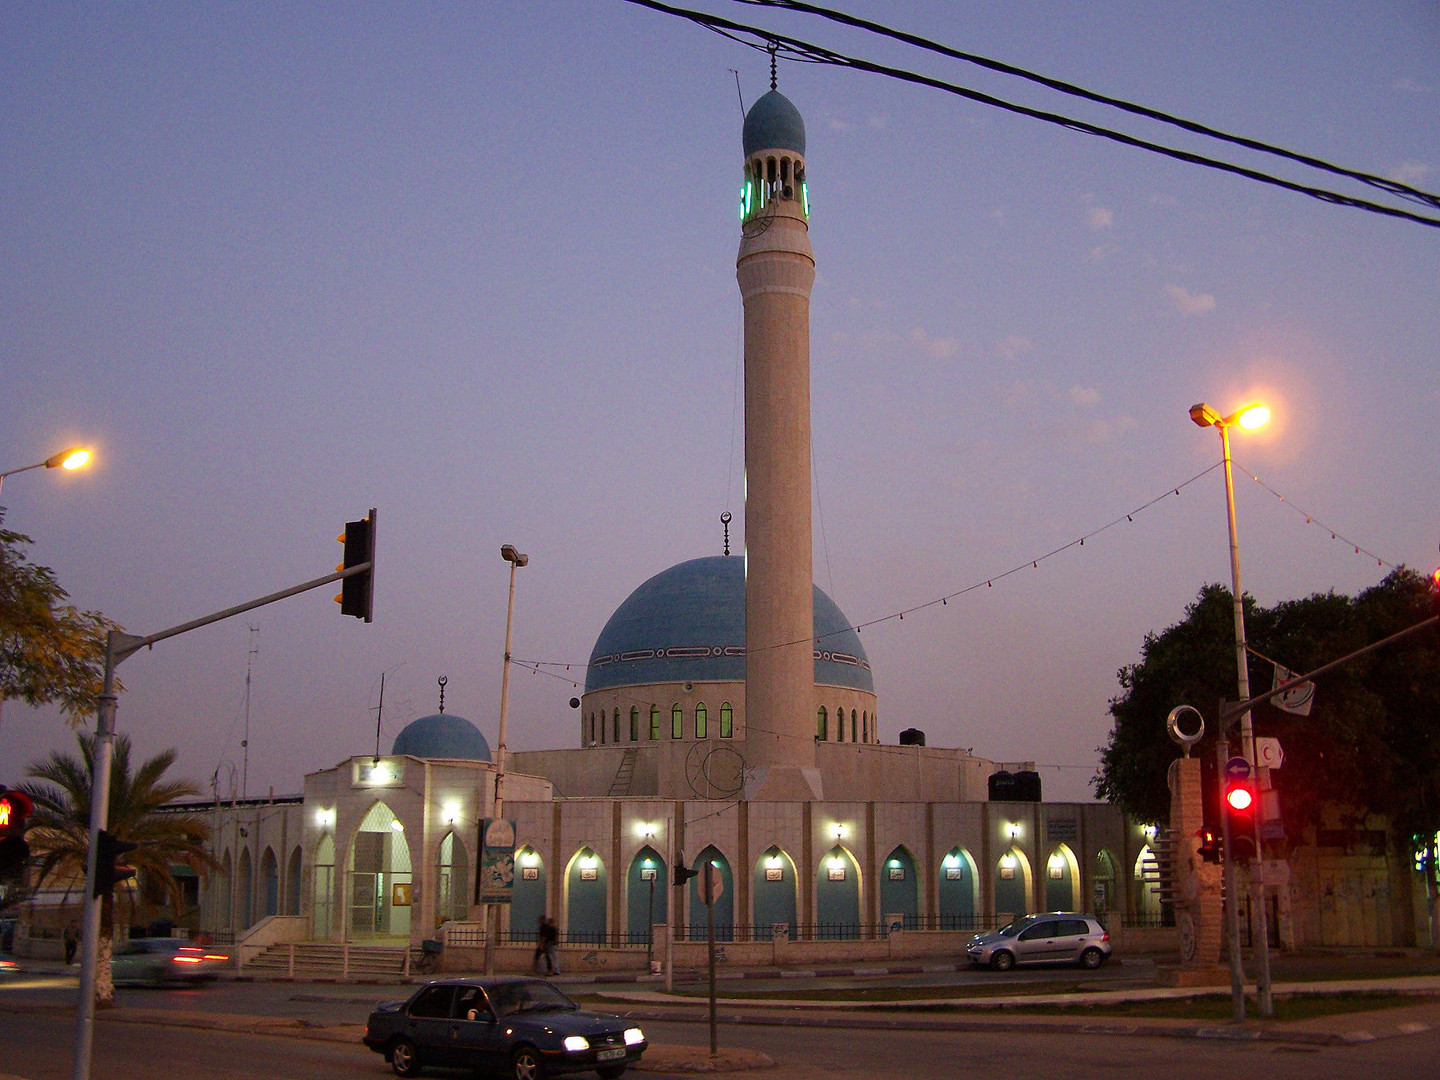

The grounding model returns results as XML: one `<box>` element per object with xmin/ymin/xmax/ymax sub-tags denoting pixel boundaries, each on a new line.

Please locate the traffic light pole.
<box><xmin>1216</xmin><ymin>733</ymin><xmax>1247</xmax><ymax>1022</ymax></box>
<box><xmin>70</xmin><ymin>558</ymin><xmax>373</xmax><ymax>1080</ymax></box>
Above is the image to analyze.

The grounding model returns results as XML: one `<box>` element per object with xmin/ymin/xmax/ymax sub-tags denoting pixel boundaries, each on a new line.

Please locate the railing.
<box><xmin>1119</xmin><ymin>913</ymin><xmax>1172</xmax><ymax>929</ymax></box>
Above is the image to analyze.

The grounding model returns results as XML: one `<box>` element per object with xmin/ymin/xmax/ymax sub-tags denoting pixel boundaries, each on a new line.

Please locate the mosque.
<box><xmin>189</xmin><ymin>83</ymin><xmax>1151</xmax><ymax>962</ymax></box>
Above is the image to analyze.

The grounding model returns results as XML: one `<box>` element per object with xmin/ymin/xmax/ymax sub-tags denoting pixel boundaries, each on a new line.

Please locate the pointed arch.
<box><xmin>1093</xmin><ymin>849</ymin><xmax>1118</xmax><ymax>921</ymax></box>
<box><xmin>259</xmin><ymin>846</ymin><xmax>280</xmax><ymax>918</ymax></box>
<box><xmin>313</xmin><ymin>834</ymin><xmax>335</xmax><ymax>939</ymax></box>
<box><xmin>512</xmin><ymin>846</ymin><xmax>547</xmax><ymax>941</ymax></box>
<box><xmin>565</xmin><ymin>847</ymin><xmax>607</xmax><ymax>942</ymax></box>
<box><xmin>237</xmin><ymin>848</ymin><xmax>254</xmax><ymax>929</ymax></box>
<box><xmin>285</xmin><ymin>845</ymin><xmax>302</xmax><ymax>915</ymax></box>
<box><xmin>878</xmin><ymin>845</ymin><xmax>918</xmax><ymax>929</ymax></box>
<box><xmin>938</xmin><ymin>847</ymin><xmax>978</xmax><ymax>929</ymax></box>
<box><xmin>752</xmin><ymin>846</ymin><xmax>797</xmax><ymax>934</ymax></box>
<box><xmin>625</xmin><ymin>846</ymin><xmax>668</xmax><ymax>943</ymax></box>
<box><xmin>687</xmin><ymin>845</ymin><xmax>734</xmax><ymax>941</ymax></box>
<box><xmin>995</xmin><ymin>846</ymin><xmax>1031</xmax><ymax>920</ymax></box>
<box><xmin>816</xmin><ymin>845</ymin><xmax>861</xmax><ymax>938</ymax></box>
<box><xmin>1134</xmin><ymin>845</ymin><xmax>1163</xmax><ymax>921</ymax></box>
<box><xmin>436</xmin><ymin>831</ymin><xmax>470</xmax><ymax>924</ymax></box>
<box><xmin>347</xmin><ymin>801</ymin><xmax>413</xmax><ymax>940</ymax></box>
<box><xmin>1045</xmin><ymin>843</ymin><xmax>1080</xmax><ymax>912</ymax></box>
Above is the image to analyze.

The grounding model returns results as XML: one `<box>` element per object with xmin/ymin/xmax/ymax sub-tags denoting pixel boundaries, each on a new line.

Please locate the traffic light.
<box><xmin>94</xmin><ymin>829</ymin><xmax>138</xmax><ymax>897</ymax></box>
<box><xmin>0</xmin><ymin>787</ymin><xmax>34</xmax><ymax>878</ymax></box>
<box><xmin>1224</xmin><ymin>779</ymin><xmax>1258</xmax><ymax>863</ymax></box>
<box><xmin>672</xmin><ymin>849</ymin><xmax>698</xmax><ymax>887</ymax></box>
<box><xmin>1196</xmin><ymin>827</ymin><xmax>1222</xmax><ymax>865</ymax></box>
<box><xmin>335</xmin><ymin>508</ymin><xmax>377</xmax><ymax>622</ymax></box>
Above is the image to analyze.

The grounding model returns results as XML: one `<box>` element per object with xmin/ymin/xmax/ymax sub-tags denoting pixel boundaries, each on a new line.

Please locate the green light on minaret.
<box><xmin>801</xmin><ymin>181</ymin><xmax>810</xmax><ymax>217</ymax></box>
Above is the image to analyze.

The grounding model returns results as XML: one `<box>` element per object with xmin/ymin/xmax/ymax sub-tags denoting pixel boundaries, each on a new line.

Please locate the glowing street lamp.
<box><xmin>0</xmin><ymin>445</ymin><xmax>93</xmax><ymax>495</ymax></box>
<box><xmin>1190</xmin><ymin>398</ymin><xmax>1274</xmax><ymax>1018</ymax></box>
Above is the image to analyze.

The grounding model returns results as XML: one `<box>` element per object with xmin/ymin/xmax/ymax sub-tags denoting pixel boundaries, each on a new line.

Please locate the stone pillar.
<box><xmin>1167</xmin><ymin>757</ymin><xmax>1226</xmax><ymax>984</ymax></box>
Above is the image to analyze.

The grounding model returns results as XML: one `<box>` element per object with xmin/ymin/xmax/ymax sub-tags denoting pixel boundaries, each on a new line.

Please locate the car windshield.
<box><xmin>489</xmin><ymin>981</ymin><xmax>578</xmax><ymax>1016</ymax></box>
<box><xmin>996</xmin><ymin>916</ymin><xmax>1036</xmax><ymax>938</ymax></box>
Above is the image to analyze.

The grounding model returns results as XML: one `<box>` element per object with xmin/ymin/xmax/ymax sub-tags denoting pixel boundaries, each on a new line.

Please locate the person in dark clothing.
<box><xmin>63</xmin><ymin>921</ymin><xmax>79</xmax><ymax>965</ymax></box>
<box><xmin>534</xmin><ymin>915</ymin><xmax>560</xmax><ymax>975</ymax></box>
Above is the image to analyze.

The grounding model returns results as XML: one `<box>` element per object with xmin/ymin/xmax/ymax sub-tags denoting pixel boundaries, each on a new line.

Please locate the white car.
<box><xmin>111</xmin><ymin>938</ymin><xmax>230</xmax><ymax>986</ymax></box>
<box><xmin>966</xmin><ymin>913</ymin><xmax>1113</xmax><ymax>971</ymax></box>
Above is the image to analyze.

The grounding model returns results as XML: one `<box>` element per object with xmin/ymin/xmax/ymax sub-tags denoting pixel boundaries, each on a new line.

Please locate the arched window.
<box><xmin>850</xmin><ymin>709</ymin><xmax>858</xmax><ymax>742</ymax></box>
<box><xmin>649</xmin><ymin>705</ymin><xmax>660</xmax><ymax>740</ymax></box>
<box><xmin>862</xmin><ymin>712</ymin><xmax>868</xmax><ymax>743</ymax></box>
<box><xmin>589</xmin><ymin>713</ymin><xmax>596</xmax><ymax>745</ymax></box>
<box><xmin>816</xmin><ymin>706</ymin><xmax>828</xmax><ymax>741</ymax></box>
<box><xmin>695</xmin><ymin>702</ymin><xmax>708</xmax><ymax>739</ymax></box>
<box><xmin>836</xmin><ymin>704</ymin><xmax>845</xmax><ymax>742</ymax></box>
<box><xmin>599</xmin><ymin>712</ymin><xmax>606</xmax><ymax>744</ymax></box>
<box><xmin>613</xmin><ymin>708</ymin><xmax>620</xmax><ymax>743</ymax></box>
<box><xmin>719</xmin><ymin>702</ymin><xmax>734</xmax><ymax>738</ymax></box>
<box><xmin>671</xmin><ymin>704</ymin><xmax>683</xmax><ymax>739</ymax></box>
<box><xmin>629</xmin><ymin>706</ymin><xmax>639</xmax><ymax>741</ymax></box>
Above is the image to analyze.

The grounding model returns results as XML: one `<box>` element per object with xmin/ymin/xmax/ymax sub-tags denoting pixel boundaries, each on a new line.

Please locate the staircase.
<box><xmin>242</xmin><ymin>942</ymin><xmax>412</xmax><ymax>981</ymax></box>
<box><xmin>606</xmin><ymin>747</ymin><xmax>638</xmax><ymax>797</ymax></box>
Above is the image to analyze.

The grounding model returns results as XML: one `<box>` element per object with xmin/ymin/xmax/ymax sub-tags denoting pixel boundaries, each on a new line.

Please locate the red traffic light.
<box><xmin>1225</xmin><ymin>784</ymin><xmax>1254</xmax><ymax>812</ymax></box>
<box><xmin>0</xmin><ymin>789</ymin><xmax>33</xmax><ymax>829</ymax></box>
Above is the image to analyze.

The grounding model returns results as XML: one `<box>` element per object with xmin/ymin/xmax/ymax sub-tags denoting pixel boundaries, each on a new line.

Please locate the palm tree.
<box><xmin>22</xmin><ymin>733</ymin><xmax>215</xmax><ymax>1004</ymax></box>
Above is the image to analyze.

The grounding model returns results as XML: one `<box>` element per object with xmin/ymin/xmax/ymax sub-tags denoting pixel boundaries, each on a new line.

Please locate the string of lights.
<box><xmin>1233</xmin><ymin>463</ymin><xmax>1398</xmax><ymax>571</ymax></box>
<box><xmin>621</xmin><ymin>0</ymin><xmax>1440</xmax><ymax>230</ymax></box>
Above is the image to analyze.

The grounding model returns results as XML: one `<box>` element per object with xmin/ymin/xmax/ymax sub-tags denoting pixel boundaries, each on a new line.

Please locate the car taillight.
<box><xmin>203</xmin><ymin>954</ymin><xmax>228</xmax><ymax>961</ymax></box>
<box><xmin>1101</xmin><ymin>931</ymin><xmax>1109</xmax><ymax>942</ymax></box>
<box><xmin>173</xmin><ymin>955</ymin><xmax>203</xmax><ymax>964</ymax></box>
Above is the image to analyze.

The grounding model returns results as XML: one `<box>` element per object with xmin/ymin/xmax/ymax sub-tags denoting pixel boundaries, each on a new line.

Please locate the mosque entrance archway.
<box><xmin>938</xmin><ymin>847</ymin><xmax>978</xmax><ymax>929</ymax></box>
<box><xmin>346</xmin><ymin>802</ymin><xmax>413</xmax><ymax>941</ymax></box>
<box><xmin>687</xmin><ymin>846</ymin><xmax>734</xmax><ymax>941</ymax></box>
<box><xmin>237</xmin><ymin>848</ymin><xmax>254</xmax><ymax>930</ymax></box>
<box><xmin>879</xmin><ymin>846</ymin><xmax>919</xmax><ymax>929</ymax></box>
<box><xmin>816</xmin><ymin>846</ymin><xmax>861</xmax><ymax>938</ymax></box>
<box><xmin>260</xmin><ymin>847</ymin><xmax>279</xmax><ymax>918</ymax></box>
<box><xmin>565</xmin><ymin>847</ymin><xmax>607</xmax><ymax>943</ymax></box>
<box><xmin>752</xmin><ymin>846</ymin><xmax>797</xmax><ymax>936</ymax></box>
<box><xmin>625</xmin><ymin>846</ymin><xmax>668</xmax><ymax>944</ymax></box>
<box><xmin>512</xmin><ymin>847</ymin><xmax>547</xmax><ymax>940</ymax></box>
<box><xmin>1094</xmin><ymin>849</ymin><xmax>1117</xmax><ymax>923</ymax></box>
<box><xmin>1045</xmin><ymin>843</ymin><xmax>1080</xmax><ymax>913</ymax></box>
<box><xmin>286</xmin><ymin>846</ymin><xmax>302</xmax><ymax>915</ymax></box>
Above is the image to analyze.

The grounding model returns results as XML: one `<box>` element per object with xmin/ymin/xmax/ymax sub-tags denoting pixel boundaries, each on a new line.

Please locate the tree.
<box><xmin>1094</xmin><ymin>570</ymin><xmax>1440</xmax><ymax>942</ymax></box>
<box><xmin>21</xmin><ymin>733</ymin><xmax>215</xmax><ymax>1005</ymax></box>
<box><xmin>0</xmin><ymin>509</ymin><xmax>120</xmax><ymax>719</ymax></box>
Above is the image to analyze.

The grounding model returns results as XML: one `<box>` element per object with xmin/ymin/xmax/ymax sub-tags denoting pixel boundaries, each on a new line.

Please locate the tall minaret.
<box><xmin>737</xmin><ymin>82</ymin><xmax>822</xmax><ymax>801</ymax></box>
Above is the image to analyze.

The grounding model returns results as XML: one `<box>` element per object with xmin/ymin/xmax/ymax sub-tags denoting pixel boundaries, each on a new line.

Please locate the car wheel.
<box><xmin>511</xmin><ymin>1046</ymin><xmax>545</xmax><ymax>1080</ymax></box>
<box><xmin>990</xmin><ymin>950</ymin><xmax>1015</xmax><ymax>971</ymax></box>
<box><xmin>390</xmin><ymin>1037</ymin><xmax>422</xmax><ymax>1077</ymax></box>
<box><xmin>597</xmin><ymin>1067</ymin><xmax>626</xmax><ymax>1080</ymax></box>
<box><xmin>1080</xmin><ymin>947</ymin><xmax>1105</xmax><ymax>970</ymax></box>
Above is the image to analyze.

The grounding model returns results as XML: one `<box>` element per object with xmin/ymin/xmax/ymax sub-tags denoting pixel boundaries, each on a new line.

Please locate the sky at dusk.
<box><xmin>3</xmin><ymin>1</ymin><xmax>1437</xmax><ymax>804</ymax></box>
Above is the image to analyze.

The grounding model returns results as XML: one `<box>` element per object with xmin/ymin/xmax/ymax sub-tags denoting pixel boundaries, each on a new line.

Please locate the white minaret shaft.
<box><xmin>737</xmin><ymin>90</ymin><xmax>821</xmax><ymax>800</ymax></box>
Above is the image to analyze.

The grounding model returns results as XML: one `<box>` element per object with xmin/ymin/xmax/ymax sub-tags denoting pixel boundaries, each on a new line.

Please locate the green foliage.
<box><xmin>1095</xmin><ymin>569</ymin><xmax>1440</xmax><ymax>847</ymax></box>
<box><xmin>0</xmin><ymin>509</ymin><xmax>120</xmax><ymax>718</ymax></box>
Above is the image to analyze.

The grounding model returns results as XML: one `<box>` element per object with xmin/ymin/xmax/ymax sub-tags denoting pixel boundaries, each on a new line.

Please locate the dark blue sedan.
<box><xmin>363</xmin><ymin>976</ymin><xmax>647</xmax><ymax>1079</ymax></box>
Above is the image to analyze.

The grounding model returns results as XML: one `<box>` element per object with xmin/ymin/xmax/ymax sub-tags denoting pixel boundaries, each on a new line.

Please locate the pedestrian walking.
<box><xmin>538</xmin><ymin>915</ymin><xmax>560</xmax><ymax>975</ymax></box>
<box><xmin>63</xmin><ymin>920</ymin><xmax>79</xmax><ymax>965</ymax></box>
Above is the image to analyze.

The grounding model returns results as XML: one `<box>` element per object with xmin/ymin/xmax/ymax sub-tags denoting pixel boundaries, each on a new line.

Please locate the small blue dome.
<box><xmin>585</xmin><ymin>556</ymin><xmax>872</xmax><ymax>694</ymax></box>
<box><xmin>743</xmin><ymin>89</ymin><xmax>806</xmax><ymax>157</ymax></box>
<box><xmin>391</xmin><ymin>714</ymin><xmax>491</xmax><ymax>761</ymax></box>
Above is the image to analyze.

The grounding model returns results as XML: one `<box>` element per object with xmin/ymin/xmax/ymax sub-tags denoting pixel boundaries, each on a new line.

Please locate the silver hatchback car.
<box><xmin>966</xmin><ymin>912</ymin><xmax>1112</xmax><ymax>971</ymax></box>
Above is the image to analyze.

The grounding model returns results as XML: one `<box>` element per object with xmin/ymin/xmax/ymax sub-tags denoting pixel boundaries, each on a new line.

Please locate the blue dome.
<box><xmin>743</xmin><ymin>89</ymin><xmax>806</xmax><ymax>157</ymax></box>
<box><xmin>391</xmin><ymin>714</ymin><xmax>491</xmax><ymax>761</ymax></box>
<box><xmin>585</xmin><ymin>556</ymin><xmax>872</xmax><ymax>694</ymax></box>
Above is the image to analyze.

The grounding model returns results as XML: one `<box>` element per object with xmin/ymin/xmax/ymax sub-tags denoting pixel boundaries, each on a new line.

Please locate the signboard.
<box><xmin>700</xmin><ymin>862</ymin><xmax>724</xmax><ymax>904</ymax></box>
<box><xmin>478</xmin><ymin>818</ymin><xmax>516</xmax><ymax>904</ymax></box>
<box><xmin>1224</xmin><ymin>756</ymin><xmax>1251</xmax><ymax>781</ymax></box>
<box><xmin>1255</xmin><ymin>737</ymin><xmax>1284</xmax><ymax>769</ymax></box>
<box><xmin>391</xmin><ymin>882</ymin><xmax>412</xmax><ymax>907</ymax></box>
<box><xmin>1047</xmin><ymin>819</ymin><xmax>1078</xmax><ymax>842</ymax></box>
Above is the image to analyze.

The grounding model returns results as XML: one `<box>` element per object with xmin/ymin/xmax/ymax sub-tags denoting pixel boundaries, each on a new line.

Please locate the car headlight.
<box><xmin>624</xmin><ymin>1027</ymin><xmax>645</xmax><ymax>1046</ymax></box>
<box><xmin>563</xmin><ymin>1036</ymin><xmax>590</xmax><ymax>1053</ymax></box>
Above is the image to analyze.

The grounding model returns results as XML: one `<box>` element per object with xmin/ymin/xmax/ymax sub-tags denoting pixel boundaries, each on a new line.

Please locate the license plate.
<box><xmin>596</xmin><ymin>1049</ymin><xmax>626</xmax><ymax>1062</ymax></box>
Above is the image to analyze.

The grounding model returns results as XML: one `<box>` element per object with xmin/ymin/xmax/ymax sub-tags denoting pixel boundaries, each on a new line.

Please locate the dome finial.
<box><xmin>768</xmin><ymin>40</ymin><xmax>778</xmax><ymax>91</ymax></box>
<box><xmin>721</xmin><ymin>511</ymin><xmax>732</xmax><ymax>556</ymax></box>
<box><xmin>437</xmin><ymin>674</ymin><xmax>448</xmax><ymax>714</ymax></box>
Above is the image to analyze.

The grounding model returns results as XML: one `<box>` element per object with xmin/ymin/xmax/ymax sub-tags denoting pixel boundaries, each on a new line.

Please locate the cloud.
<box><xmin>827</xmin><ymin>117</ymin><xmax>854</xmax><ymax>133</ymax></box>
<box><xmin>1393</xmin><ymin>77</ymin><xmax>1433</xmax><ymax>95</ymax></box>
<box><xmin>1069</xmin><ymin>385</ymin><xmax>1100</xmax><ymax>407</ymax></box>
<box><xmin>1390</xmin><ymin>161</ymin><xmax>1432</xmax><ymax>186</ymax></box>
<box><xmin>910</xmin><ymin>328</ymin><xmax>959</xmax><ymax>359</ymax></box>
<box><xmin>1085</xmin><ymin>207</ymin><xmax>1114</xmax><ymax>231</ymax></box>
<box><xmin>1163</xmin><ymin>283</ymin><xmax>1216</xmax><ymax>316</ymax></box>
<box><xmin>997</xmin><ymin>334</ymin><xmax>1032</xmax><ymax>360</ymax></box>
<box><xmin>1072</xmin><ymin>415</ymin><xmax>1138</xmax><ymax>445</ymax></box>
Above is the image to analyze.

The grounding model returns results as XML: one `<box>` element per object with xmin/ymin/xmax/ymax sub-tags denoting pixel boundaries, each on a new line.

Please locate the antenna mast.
<box><xmin>241</xmin><ymin>625</ymin><xmax>259</xmax><ymax>800</ymax></box>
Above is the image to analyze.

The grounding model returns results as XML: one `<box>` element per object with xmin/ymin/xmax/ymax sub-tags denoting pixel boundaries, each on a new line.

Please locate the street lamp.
<box><xmin>1190</xmin><ymin>399</ymin><xmax>1274</xmax><ymax>1017</ymax></box>
<box><xmin>0</xmin><ymin>445</ymin><xmax>93</xmax><ymax>495</ymax></box>
<box><xmin>484</xmin><ymin>543</ymin><xmax>527</xmax><ymax>975</ymax></box>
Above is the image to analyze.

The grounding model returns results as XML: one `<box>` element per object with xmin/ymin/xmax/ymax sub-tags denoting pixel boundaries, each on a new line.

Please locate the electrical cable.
<box><xmin>621</xmin><ymin>0</ymin><xmax>1440</xmax><ymax>230</ymax></box>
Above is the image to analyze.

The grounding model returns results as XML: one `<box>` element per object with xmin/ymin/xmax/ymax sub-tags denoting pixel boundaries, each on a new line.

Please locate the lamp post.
<box><xmin>1190</xmin><ymin>400</ymin><xmax>1274</xmax><ymax>1018</ymax></box>
<box><xmin>0</xmin><ymin>445</ymin><xmax>93</xmax><ymax>496</ymax></box>
<box><xmin>484</xmin><ymin>543</ymin><xmax>527</xmax><ymax>975</ymax></box>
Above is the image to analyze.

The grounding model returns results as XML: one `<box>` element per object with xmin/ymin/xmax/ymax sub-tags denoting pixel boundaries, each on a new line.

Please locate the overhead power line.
<box><xmin>622</xmin><ymin>0</ymin><xmax>1440</xmax><ymax>230</ymax></box>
